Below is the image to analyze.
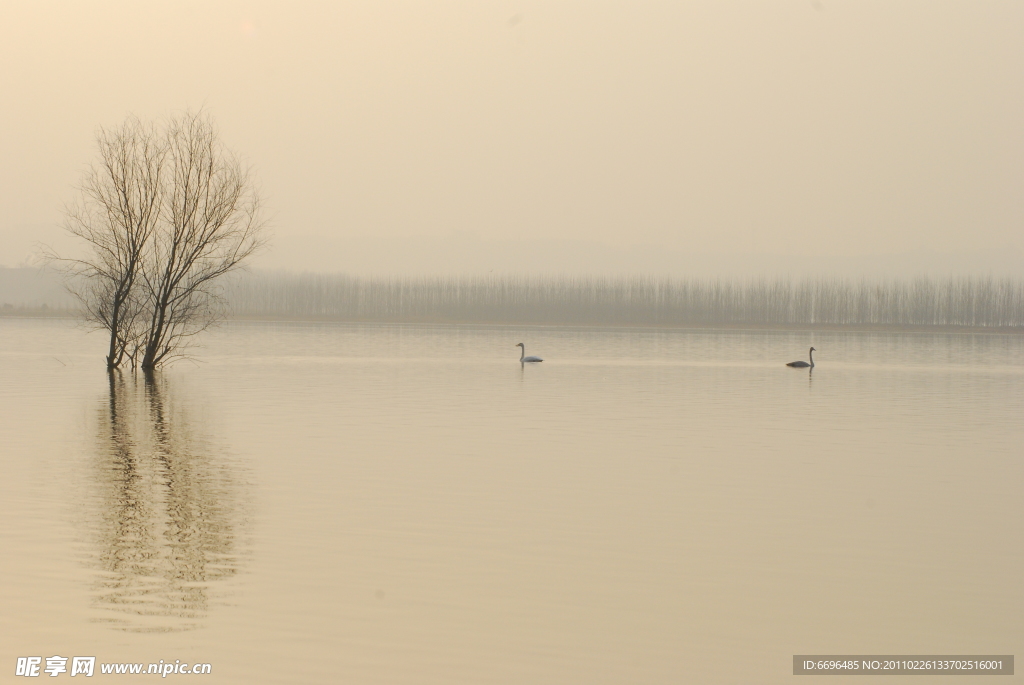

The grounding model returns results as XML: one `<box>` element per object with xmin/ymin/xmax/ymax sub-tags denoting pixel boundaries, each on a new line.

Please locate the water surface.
<box><xmin>1</xmin><ymin>318</ymin><xmax>1021</xmax><ymax>683</ymax></box>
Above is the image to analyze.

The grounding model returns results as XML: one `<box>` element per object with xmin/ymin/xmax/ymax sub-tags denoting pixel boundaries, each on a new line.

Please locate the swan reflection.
<box><xmin>87</xmin><ymin>371</ymin><xmax>249</xmax><ymax>632</ymax></box>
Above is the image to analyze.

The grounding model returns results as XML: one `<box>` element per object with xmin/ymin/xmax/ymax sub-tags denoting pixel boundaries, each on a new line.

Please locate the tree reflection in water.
<box><xmin>89</xmin><ymin>371</ymin><xmax>248</xmax><ymax>632</ymax></box>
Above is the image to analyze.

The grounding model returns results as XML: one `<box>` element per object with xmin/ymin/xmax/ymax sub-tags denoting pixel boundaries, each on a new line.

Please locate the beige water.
<box><xmin>1</xmin><ymin>318</ymin><xmax>1021</xmax><ymax>683</ymax></box>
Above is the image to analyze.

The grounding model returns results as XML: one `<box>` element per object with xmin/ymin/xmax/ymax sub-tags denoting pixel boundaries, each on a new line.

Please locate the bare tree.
<box><xmin>55</xmin><ymin>117</ymin><xmax>165</xmax><ymax>369</ymax></box>
<box><xmin>137</xmin><ymin>112</ymin><xmax>264</xmax><ymax>370</ymax></box>
<box><xmin>55</xmin><ymin>111</ymin><xmax>264</xmax><ymax>370</ymax></box>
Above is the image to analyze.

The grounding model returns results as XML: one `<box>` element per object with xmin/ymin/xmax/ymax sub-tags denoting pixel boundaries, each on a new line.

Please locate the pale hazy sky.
<box><xmin>1</xmin><ymin>1</ymin><xmax>1021</xmax><ymax>275</ymax></box>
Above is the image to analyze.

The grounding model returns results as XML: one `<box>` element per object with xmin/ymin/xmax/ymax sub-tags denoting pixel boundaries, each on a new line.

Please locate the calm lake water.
<box><xmin>2</xmin><ymin>318</ymin><xmax>1022</xmax><ymax>683</ymax></box>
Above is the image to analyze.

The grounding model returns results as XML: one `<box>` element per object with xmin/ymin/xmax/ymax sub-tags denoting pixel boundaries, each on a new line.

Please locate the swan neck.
<box><xmin>809</xmin><ymin>348</ymin><xmax>814</xmax><ymax>367</ymax></box>
<box><xmin>520</xmin><ymin>346</ymin><xmax>525</xmax><ymax>361</ymax></box>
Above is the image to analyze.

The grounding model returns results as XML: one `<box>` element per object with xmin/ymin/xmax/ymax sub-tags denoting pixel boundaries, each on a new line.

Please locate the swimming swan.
<box><xmin>786</xmin><ymin>347</ymin><xmax>815</xmax><ymax>368</ymax></box>
<box><xmin>516</xmin><ymin>343</ymin><xmax>543</xmax><ymax>363</ymax></box>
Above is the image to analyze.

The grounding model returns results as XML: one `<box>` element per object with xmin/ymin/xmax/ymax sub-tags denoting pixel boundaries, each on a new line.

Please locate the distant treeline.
<box><xmin>0</xmin><ymin>266</ymin><xmax>75</xmax><ymax>315</ymax></box>
<box><xmin>224</xmin><ymin>273</ymin><xmax>1024</xmax><ymax>329</ymax></box>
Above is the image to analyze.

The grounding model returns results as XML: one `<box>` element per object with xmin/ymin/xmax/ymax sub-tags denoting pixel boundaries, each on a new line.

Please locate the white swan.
<box><xmin>786</xmin><ymin>347</ymin><xmax>815</xmax><ymax>368</ymax></box>
<box><xmin>516</xmin><ymin>342</ymin><xmax>543</xmax><ymax>363</ymax></box>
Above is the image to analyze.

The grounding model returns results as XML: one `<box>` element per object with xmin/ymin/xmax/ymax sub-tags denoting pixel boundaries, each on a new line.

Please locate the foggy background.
<box><xmin>1</xmin><ymin>1</ymin><xmax>1022</xmax><ymax>278</ymax></box>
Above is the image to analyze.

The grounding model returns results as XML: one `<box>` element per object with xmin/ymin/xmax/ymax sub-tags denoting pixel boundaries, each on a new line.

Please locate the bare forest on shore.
<box><xmin>224</xmin><ymin>272</ymin><xmax>1024</xmax><ymax>330</ymax></box>
<box><xmin>6</xmin><ymin>267</ymin><xmax>1024</xmax><ymax>330</ymax></box>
